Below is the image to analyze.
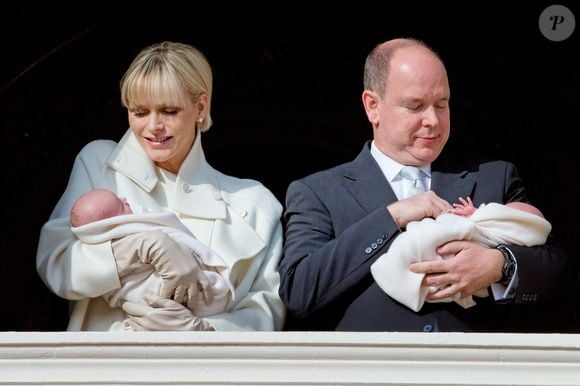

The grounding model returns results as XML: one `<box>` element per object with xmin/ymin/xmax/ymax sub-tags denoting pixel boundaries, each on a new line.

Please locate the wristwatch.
<box><xmin>496</xmin><ymin>244</ymin><xmax>516</xmax><ymax>285</ymax></box>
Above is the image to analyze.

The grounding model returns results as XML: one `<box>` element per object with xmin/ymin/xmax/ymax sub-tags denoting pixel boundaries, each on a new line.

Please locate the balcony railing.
<box><xmin>1</xmin><ymin>331</ymin><xmax>580</xmax><ymax>385</ymax></box>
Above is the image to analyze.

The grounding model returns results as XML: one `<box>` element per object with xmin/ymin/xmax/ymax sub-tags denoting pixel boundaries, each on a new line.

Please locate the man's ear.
<box><xmin>362</xmin><ymin>90</ymin><xmax>380</xmax><ymax>127</ymax></box>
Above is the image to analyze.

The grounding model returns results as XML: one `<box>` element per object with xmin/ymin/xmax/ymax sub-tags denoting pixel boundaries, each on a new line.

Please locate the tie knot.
<box><xmin>400</xmin><ymin>166</ymin><xmax>426</xmax><ymax>197</ymax></box>
<box><xmin>400</xmin><ymin>166</ymin><xmax>423</xmax><ymax>181</ymax></box>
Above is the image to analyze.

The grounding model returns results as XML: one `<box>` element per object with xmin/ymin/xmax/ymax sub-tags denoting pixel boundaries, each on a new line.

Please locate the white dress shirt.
<box><xmin>370</xmin><ymin>141</ymin><xmax>431</xmax><ymax>199</ymax></box>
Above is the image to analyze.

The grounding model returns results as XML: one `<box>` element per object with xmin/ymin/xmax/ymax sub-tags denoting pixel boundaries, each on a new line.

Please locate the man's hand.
<box><xmin>387</xmin><ymin>191</ymin><xmax>452</xmax><ymax>229</ymax></box>
<box><xmin>122</xmin><ymin>292</ymin><xmax>214</xmax><ymax>331</ymax></box>
<box><xmin>409</xmin><ymin>240</ymin><xmax>503</xmax><ymax>300</ymax></box>
<box><xmin>111</xmin><ymin>230</ymin><xmax>213</xmax><ymax>309</ymax></box>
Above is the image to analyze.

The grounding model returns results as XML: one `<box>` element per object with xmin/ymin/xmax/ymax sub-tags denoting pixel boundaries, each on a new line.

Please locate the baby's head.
<box><xmin>506</xmin><ymin>201</ymin><xmax>545</xmax><ymax>218</ymax></box>
<box><xmin>70</xmin><ymin>189</ymin><xmax>133</xmax><ymax>227</ymax></box>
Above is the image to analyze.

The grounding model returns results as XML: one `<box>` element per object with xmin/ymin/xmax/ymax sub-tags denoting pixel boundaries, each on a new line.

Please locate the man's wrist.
<box><xmin>496</xmin><ymin>244</ymin><xmax>517</xmax><ymax>285</ymax></box>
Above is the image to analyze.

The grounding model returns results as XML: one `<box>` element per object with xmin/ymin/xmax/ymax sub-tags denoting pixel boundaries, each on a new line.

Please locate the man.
<box><xmin>279</xmin><ymin>38</ymin><xmax>572</xmax><ymax>331</ymax></box>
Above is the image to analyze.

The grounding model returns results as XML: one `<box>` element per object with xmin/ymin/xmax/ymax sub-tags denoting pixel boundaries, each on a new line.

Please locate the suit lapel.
<box><xmin>431</xmin><ymin>163</ymin><xmax>476</xmax><ymax>203</ymax></box>
<box><xmin>342</xmin><ymin>142</ymin><xmax>398</xmax><ymax>213</ymax></box>
<box><xmin>341</xmin><ymin>143</ymin><xmax>477</xmax><ymax>210</ymax></box>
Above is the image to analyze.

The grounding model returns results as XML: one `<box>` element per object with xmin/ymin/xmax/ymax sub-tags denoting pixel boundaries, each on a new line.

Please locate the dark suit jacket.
<box><xmin>279</xmin><ymin>141</ymin><xmax>573</xmax><ymax>332</ymax></box>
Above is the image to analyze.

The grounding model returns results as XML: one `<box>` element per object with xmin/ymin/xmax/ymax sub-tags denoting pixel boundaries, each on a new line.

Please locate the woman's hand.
<box><xmin>111</xmin><ymin>230</ymin><xmax>214</xmax><ymax>309</ymax></box>
<box><xmin>122</xmin><ymin>292</ymin><xmax>214</xmax><ymax>331</ymax></box>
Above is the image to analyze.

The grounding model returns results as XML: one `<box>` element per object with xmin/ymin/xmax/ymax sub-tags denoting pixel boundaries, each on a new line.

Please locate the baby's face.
<box><xmin>116</xmin><ymin>196</ymin><xmax>133</xmax><ymax>216</ymax></box>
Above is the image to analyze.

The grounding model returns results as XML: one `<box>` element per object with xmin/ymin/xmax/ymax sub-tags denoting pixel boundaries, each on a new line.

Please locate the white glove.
<box><xmin>111</xmin><ymin>230</ymin><xmax>213</xmax><ymax>310</ymax></box>
<box><xmin>122</xmin><ymin>292</ymin><xmax>214</xmax><ymax>331</ymax></box>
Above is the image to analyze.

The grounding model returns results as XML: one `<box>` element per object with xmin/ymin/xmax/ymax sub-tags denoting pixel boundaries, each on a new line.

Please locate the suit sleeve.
<box><xmin>500</xmin><ymin>162</ymin><xmax>573</xmax><ymax>304</ymax></box>
<box><xmin>279</xmin><ymin>179</ymin><xmax>400</xmax><ymax>319</ymax></box>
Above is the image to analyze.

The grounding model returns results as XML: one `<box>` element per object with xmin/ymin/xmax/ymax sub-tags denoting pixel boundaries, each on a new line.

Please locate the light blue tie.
<box><xmin>400</xmin><ymin>166</ymin><xmax>426</xmax><ymax>198</ymax></box>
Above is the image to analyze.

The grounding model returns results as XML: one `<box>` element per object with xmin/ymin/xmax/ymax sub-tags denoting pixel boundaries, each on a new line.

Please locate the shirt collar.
<box><xmin>370</xmin><ymin>140</ymin><xmax>431</xmax><ymax>182</ymax></box>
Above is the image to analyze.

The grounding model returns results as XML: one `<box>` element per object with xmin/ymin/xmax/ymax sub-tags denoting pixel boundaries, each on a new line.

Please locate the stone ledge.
<box><xmin>1</xmin><ymin>331</ymin><xmax>579</xmax><ymax>385</ymax></box>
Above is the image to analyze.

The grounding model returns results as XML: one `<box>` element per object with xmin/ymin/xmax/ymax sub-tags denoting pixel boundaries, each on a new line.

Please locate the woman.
<box><xmin>36</xmin><ymin>41</ymin><xmax>285</xmax><ymax>331</ymax></box>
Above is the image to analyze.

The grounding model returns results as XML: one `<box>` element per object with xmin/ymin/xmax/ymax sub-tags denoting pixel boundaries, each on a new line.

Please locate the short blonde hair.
<box><xmin>120</xmin><ymin>41</ymin><xmax>213</xmax><ymax>132</ymax></box>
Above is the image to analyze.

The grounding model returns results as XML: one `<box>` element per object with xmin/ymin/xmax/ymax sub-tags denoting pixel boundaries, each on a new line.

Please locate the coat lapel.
<box><xmin>209</xmin><ymin>214</ymin><xmax>267</xmax><ymax>269</ymax></box>
<box><xmin>106</xmin><ymin>129</ymin><xmax>265</xmax><ymax>269</ymax></box>
<box><xmin>107</xmin><ymin>130</ymin><xmax>159</xmax><ymax>192</ymax></box>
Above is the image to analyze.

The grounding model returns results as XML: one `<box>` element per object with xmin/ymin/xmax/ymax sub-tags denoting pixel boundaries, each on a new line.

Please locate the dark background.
<box><xmin>1</xmin><ymin>1</ymin><xmax>578</xmax><ymax>331</ymax></box>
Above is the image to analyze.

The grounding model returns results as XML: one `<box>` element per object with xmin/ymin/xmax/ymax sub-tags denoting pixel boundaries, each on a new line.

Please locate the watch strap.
<box><xmin>497</xmin><ymin>244</ymin><xmax>516</xmax><ymax>285</ymax></box>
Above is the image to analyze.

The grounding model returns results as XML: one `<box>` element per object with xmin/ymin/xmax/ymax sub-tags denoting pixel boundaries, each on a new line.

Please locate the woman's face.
<box><xmin>127</xmin><ymin>92</ymin><xmax>206</xmax><ymax>173</ymax></box>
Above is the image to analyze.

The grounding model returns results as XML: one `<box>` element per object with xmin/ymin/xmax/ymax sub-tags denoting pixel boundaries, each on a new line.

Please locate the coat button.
<box><xmin>365</xmin><ymin>247</ymin><xmax>373</xmax><ymax>254</ymax></box>
<box><xmin>238</xmin><ymin>209</ymin><xmax>247</xmax><ymax>218</ymax></box>
<box><xmin>371</xmin><ymin>242</ymin><xmax>378</xmax><ymax>249</ymax></box>
<box><xmin>422</xmin><ymin>324</ymin><xmax>433</xmax><ymax>332</ymax></box>
<box><xmin>182</xmin><ymin>182</ymin><xmax>192</xmax><ymax>193</ymax></box>
<box><xmin>376</xmin><ymin>238</ymin><xmax>383</xmax><ymax>245</ymax></box>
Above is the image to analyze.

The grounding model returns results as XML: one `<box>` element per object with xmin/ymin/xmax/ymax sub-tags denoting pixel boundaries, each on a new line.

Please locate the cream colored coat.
<box><xmin>37</xmin><ymin>129</ymin><xmax>285</xmax><ymax>331</ymax></box>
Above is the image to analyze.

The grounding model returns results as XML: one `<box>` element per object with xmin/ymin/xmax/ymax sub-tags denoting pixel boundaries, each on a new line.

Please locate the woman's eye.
<box><xmin>131</xmin><ymin>110</ymin><xmax>147</xmax><ymax>117</ymax></box>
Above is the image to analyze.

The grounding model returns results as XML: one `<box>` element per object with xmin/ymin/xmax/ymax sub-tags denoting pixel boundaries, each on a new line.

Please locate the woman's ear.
<box><xmin>196</xmin><ymin>94</ymin><xmax>209</xmax><ymax>121</ymax></box>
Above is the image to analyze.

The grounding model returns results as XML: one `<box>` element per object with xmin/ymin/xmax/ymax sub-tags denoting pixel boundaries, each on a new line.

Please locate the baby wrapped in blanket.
<box><xmin>70</xmin><ymin>188</ymin><xmax>234</xmax><ymax>316</ymax></box>
<box><xmin>371</xmin><ymin>197</ymin><xmax>551</xmax><ymax>311</ymax></box>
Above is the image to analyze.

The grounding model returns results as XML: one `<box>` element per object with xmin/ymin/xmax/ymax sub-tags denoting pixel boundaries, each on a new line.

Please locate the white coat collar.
<box><xmin>106</xmin><ymin>129</ymin><xmax>227</xmax><ymax>220</ymax></box>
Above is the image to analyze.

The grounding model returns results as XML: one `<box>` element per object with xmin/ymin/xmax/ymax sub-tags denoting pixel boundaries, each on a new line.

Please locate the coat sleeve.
<box><xmin>36</xmin><ymin>142</ymin><xmax>121</xmax><ymax>300</ymax></box>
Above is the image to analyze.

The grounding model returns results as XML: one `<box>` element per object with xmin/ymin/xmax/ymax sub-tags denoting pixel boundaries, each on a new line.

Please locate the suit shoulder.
<box><xmin>477</xmin><ymin>159</ymin><xmax>516</xmax><ymax>172</ymax></box>
<box><xmin>290</xmin><ymin>161</ymin><xmax>350</xmax><ymax>189</ymax></box>
<box><xmin>436</xmin><ymin>155</ymin><xmax>516</xmax><ymax>174</ymax></box>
